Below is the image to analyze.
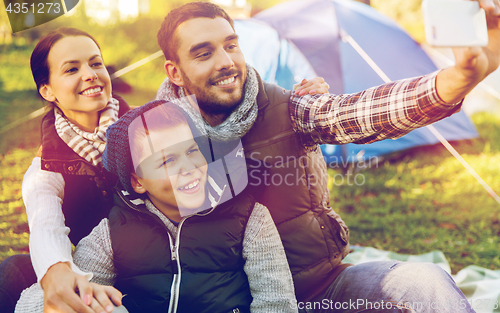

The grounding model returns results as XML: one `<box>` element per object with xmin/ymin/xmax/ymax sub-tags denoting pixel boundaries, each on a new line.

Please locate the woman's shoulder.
<box><xmin>112</xmin><ymin>94</ymin><xmax>131</xmax><ymax>117</ymax></box>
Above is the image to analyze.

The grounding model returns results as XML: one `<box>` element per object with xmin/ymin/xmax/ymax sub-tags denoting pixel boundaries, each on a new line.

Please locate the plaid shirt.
<box><xmin>289</xmin><ymin>71</ymin><xmax>462</xmax><ymax>146</ymax></box>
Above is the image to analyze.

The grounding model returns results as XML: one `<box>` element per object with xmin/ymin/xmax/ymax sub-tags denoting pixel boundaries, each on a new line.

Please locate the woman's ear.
<box><xmin>39</xmin><ymin>85</ymin><xmax>56</xmax><ymax>102</ymax></box>
<box><xmin>164</xmin><ymin>60</ymin><xmax>184</xmax><ymax>87</ymax></box>
<box><xmin>131</xmin><ymin>173</ymin><xmax>147</xmax><ymax>194</ymax></box>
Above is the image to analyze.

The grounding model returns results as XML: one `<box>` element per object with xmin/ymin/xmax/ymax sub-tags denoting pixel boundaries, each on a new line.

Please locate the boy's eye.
<box><xmin>160</xmin><ymin>157</ymin><xmax>175</xmax><ymax>168</ymax></box>
<box><xmin>187</xmin><ymin>148</ymin><xmax>199</xmax><ymax>155</ymax></box>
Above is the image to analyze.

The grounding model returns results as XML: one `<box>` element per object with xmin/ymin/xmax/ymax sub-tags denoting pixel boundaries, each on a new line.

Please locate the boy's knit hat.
<box><xmin>103</xmin><ymin>99</ymin><xmax>202</xmax><ymax>194</ymax></box>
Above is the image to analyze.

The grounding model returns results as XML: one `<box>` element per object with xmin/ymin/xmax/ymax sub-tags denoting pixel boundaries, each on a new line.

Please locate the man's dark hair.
<box><xmin>157</xmin><ymin>1</ymin><xmax>234</xmax><ymax>63</ymax></box>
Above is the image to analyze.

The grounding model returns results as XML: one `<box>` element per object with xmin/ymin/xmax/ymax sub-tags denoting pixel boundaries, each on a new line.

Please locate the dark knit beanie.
<box><xmin>103</xmin><ymin>99</ymin><xmax>203</xmax><ymax>194</ymax></box>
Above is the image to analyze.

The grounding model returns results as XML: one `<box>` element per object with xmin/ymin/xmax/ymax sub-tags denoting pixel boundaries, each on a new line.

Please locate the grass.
<box><xmin>328</xmin><ymin>112</ymin><xmax>500</xmax><ymax>273</ymax></box>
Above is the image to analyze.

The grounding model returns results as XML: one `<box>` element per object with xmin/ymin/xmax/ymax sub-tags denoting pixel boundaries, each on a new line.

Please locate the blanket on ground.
<box><xmin>344</xmin><ymin>247</ymin><xmax>500</xmax><ymax>313</ymax></box>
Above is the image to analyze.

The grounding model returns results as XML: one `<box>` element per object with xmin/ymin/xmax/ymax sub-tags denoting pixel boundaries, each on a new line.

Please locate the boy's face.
<box><xmin>133</xmin><ymin>124</ymin><xmax>208</xmax><ymax>214</ymax></box>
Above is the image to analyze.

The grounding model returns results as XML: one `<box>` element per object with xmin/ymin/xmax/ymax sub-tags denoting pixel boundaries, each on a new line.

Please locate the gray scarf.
<box><xmin>54</xmin><ymin>97</ymin><xmax>120</xmax><ymax>167</ymax></box>
<box><xmin>155</xmin><ymin>64</ymin><xmax>259</xmax><ymax>142</ymax></box>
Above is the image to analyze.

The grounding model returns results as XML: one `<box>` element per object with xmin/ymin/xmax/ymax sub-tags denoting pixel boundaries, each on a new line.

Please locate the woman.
<box><xmin>0</xmin><ymin>27</ymin><xmax>127</xmax><ymax>313</ymax></box>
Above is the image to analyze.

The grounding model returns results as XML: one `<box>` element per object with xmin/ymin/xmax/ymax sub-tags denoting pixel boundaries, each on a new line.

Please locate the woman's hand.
<box><xmin>293</xmin><ymin>77</ymin><xmax>330</xmax><ymax>96</ymax></box>
<box><xmin>41</xmin><ymin>262</ymin><xmax>122</xmax><ymax>313</ymax></box>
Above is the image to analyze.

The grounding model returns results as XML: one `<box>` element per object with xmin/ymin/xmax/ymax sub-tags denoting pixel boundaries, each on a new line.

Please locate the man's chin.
<box><xmin>197</xmin><ymin>90</ymin><xmax>244</xmax><ymax>114</ymax></box>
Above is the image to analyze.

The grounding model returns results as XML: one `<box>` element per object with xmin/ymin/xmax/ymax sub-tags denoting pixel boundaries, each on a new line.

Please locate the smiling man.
<box><xmin>154</xmin><ymin>1</ymin><xmax>500</xmax><ymax>312</ymax></box>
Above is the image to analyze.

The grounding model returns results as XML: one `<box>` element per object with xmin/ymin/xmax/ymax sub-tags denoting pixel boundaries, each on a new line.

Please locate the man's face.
<box><xmin>172</xmin><ymin>17</ymin><xmax>247</xmax><ymax>115</ymax></box>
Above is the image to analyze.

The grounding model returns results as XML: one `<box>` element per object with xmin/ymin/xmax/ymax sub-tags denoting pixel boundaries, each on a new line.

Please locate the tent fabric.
<box><xmin>344</xmin><ymin>247</ymin><xmax>500</xmax><ymax>313</ymax></box>
<box><xmin>235</xmin><ymin>0</ymin><xmax>478</xmax><ymax>164</ymax></box>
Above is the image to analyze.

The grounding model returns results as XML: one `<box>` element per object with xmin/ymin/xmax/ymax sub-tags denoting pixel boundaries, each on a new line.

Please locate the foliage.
<box><xmin>371</xmin><ymin>0</ymin><xmax>425</xmax><ymax>43</ymax></box>
<box><xmin>0</xmin><ymin>149</ymin><xmax>34</xmax><ymax>261</ymax></box>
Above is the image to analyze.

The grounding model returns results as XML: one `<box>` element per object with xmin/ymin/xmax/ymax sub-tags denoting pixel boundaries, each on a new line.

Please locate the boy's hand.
<box><xmin>293</xmin><ymin>77</ymin><xmax>330</xmax><ymax>96</ymax></box>
<box><xmin>41</xmin><ymin>262</ymin><xmax>122</xmax><ymax>313</ymax></box>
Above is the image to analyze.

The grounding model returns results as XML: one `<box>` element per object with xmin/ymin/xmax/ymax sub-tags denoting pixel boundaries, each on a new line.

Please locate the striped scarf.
<box><xmin>54</xmin><ymin>97</ymin><xmax>120</xmax><ymax>167</ymax></box>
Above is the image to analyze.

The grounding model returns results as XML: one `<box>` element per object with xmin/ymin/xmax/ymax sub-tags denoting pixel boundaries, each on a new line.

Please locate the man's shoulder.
<box><xmin>259</xmin><ymin>81</ymin><xmax>293</xmax><ymax>109</ymax></box>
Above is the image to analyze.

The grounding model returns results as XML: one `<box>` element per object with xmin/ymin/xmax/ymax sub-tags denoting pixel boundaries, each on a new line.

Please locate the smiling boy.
<box><xmin>15</xmin><ymin>100</ymin><xmax>298</xmax><ymax>313</ymax></box>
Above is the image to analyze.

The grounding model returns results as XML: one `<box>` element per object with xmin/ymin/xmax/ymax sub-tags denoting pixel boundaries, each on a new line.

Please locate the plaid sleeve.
<box><xmin>289</xmin><ymin>70</ymin><xmax>462</xmax><ymax>146</ymax></box>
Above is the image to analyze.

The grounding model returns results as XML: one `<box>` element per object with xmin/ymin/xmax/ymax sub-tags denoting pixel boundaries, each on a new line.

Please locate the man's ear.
<box><xmin>131</xmin><ymin>173</ymin><xmax>147</xmax><ymax>194</ymax></box>
<box><xmin>39</xmin><ymin>85</ymin><xmax>56</xmax><ymax>102</ymax></box>
<box><xmin>165</xmin><ymin>60</ymin><xmax>184</xmax><ymax>87</ymax></box>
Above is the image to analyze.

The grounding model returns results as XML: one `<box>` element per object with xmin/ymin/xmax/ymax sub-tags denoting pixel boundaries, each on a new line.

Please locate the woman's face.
<box><xmin>40</xmin><ymin>36</ymin><xmax>111</xmax><ymax>124</ymax></box>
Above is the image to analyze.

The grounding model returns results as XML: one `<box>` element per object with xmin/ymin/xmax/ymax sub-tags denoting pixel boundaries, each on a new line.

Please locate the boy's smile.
<box><xmin>133</xmin><ymin>124</ymin><xmax>208</xmax><ymax>220</ymax></box>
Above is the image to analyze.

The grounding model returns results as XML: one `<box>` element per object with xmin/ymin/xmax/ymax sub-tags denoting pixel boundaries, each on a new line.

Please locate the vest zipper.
<box><xmin>166</xmin><ymin>186</ymin><xmax>228</xmax><ymax>313</ymax></box>
<box><xmin>117</xmin><ymin>186</ymin><xmax>228</xmax><ymax>313</ymax></box>
<box><xmin>244</xmin><ymin>130</ymin><xmax>296</xmax><ymax>152</ymax></box>
<box><xmin>167</xmin><ymin>232</ymin><xmax>181</xmax><ymax>313</ymax></box>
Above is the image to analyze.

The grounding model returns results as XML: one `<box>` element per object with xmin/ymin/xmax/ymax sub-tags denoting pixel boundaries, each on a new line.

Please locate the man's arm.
<box><xmin>290</xmin><ymin>71</ymin><xmax>458</xmax><ymax>146</ymax></box>
<box><xmin>243</xmin><ymin>203</ymin><xmax>298</xmax><ymax>313</ymax></box>
<box><xmin>290</xmin><ymin>0</ymin><xmax>500</xmax><ymax>146</ymax></box>
<box><xmin>436</xmin><ymin>0</ymin><xmax>500</xmax><ymax>104</ymax></box>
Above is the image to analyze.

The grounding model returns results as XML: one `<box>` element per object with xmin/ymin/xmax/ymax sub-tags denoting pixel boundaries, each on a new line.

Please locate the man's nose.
<box><xmin>214</xmin><ymin>48</ymin><xmax>234</xmax><ymax>71</ymax></box>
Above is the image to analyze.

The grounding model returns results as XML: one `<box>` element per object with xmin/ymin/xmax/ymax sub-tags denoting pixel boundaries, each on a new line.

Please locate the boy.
<box><xmin>16</xmin><ymin>100</ymin><xmax>298</xmax><ymax>313</ymax></box>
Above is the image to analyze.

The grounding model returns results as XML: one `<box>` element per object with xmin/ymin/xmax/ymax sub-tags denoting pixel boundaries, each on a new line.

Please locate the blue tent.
<box><xmin>235</xmin><ymin>0</ymin><xmax>478</xmax><ymax>165</ymax></box>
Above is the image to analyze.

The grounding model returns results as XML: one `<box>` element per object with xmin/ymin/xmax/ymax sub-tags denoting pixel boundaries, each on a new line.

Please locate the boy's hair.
<box><xmin>103</xmin><ymin>100</ymin><xmax>201</xmax><ymax>194</ymax></box>
<box><xmin>128</xmin><ymin>104</ymin><xmax>188</xmax><ymax>174</ymax></box>
<box><xmin>157</xmin><ymin>1</ymin><xmax>234</xmax><ymax>63</ymax></box>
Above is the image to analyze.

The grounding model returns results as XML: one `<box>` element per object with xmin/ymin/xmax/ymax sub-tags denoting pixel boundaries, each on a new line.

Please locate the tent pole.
<box><xmin>340</xmin><ymin>29</ymin><xmax>500</xmax><ymax>205</ymax></box>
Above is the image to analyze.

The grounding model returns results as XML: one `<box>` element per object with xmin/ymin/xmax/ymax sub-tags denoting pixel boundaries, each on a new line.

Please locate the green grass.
<box><xmin>329</xmin><ymin>112</ymin><xmax>500</xmax><ymax>273</ymax></box>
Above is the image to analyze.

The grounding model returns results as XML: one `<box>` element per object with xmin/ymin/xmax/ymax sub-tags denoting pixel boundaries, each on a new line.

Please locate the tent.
<box><xmin>234</xmin><ymin>0</ymin><xmax>478</xmax><ymax>165</ymax></box>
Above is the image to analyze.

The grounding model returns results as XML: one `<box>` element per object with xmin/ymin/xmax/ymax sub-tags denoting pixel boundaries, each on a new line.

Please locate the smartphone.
<box><xmin>422</xmin><ymin>0</ymin><xmax>488</xmax><ymax>47</ymax></box>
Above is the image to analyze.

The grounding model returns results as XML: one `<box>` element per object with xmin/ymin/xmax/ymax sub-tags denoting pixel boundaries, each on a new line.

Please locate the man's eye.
<box><xmin>226</xmin><ymin>44</ymin><xmax>237</xmax><ymax>50</ymax></box>
<box><xmin>197</xmin><ymin>52</ymin><xmax>211</xmax><ymax>59</ymax></box>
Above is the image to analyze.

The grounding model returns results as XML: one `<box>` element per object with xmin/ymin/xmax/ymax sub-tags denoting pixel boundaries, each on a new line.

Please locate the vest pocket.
<box><xmin>323</xmin><ymin>211</ymin><xmax>350</xmax><ymax>259</ymax></box>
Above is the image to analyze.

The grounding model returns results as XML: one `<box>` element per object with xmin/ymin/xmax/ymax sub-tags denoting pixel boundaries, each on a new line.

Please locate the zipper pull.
<box><xmin>171</xmin><ymin>245</ymin><xmax>177</xmax><ymax>261</ymax></box>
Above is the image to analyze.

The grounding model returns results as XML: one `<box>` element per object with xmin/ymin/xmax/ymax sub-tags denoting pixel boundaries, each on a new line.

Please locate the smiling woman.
<box><xmin>38</xmin><ymin>36</ymin><xmax>112</xmax><ymax>131</ymax></box>
<box><xmin>0</xmin><ymin>27</ymin><xmax>128</xmax><ymax>313</ymax></box>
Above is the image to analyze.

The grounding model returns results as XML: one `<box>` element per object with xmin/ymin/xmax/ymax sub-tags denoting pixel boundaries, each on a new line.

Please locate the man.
<box><xmin>154</xmin><ymin>1</ymin><xmax>499</xmax><ymax>312</ymax></box>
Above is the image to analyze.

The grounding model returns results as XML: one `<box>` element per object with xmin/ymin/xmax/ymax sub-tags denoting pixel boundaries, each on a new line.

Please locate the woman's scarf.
<box><xmin>54</xmin><ymin>97</ymin><xmax>119</xmax><ymax>167</ymax></box>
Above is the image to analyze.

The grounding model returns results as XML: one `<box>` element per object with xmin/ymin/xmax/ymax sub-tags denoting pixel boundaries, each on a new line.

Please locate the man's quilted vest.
<box><xmin>241</xmin><ymin>78</ymin><xmax>350</xmax><ymax>301</ymax></box>
<box><xmin>109</xmin><ymin>190</ymin><xmax>256</xmax><ymax>313</ymax></box>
